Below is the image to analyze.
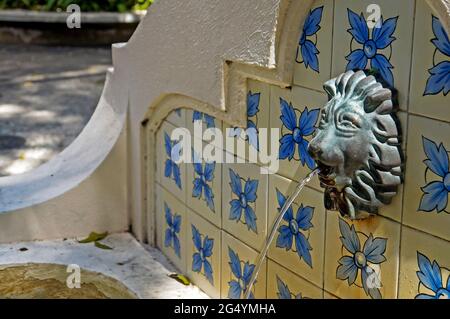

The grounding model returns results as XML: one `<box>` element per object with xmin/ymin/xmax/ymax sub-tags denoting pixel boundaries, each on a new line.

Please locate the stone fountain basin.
<box><xmin>0</xmin><ymin>233</ymin><xmax>207</xmax><ymax>299</ymax></box>
<box><xmin>0</xmin><ymin>263</ymin><xmax>136</xmax><ymax>299</ymax></box>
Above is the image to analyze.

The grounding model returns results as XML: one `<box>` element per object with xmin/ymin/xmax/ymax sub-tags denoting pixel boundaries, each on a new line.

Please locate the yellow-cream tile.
<box><xmin>324</xmin><ymin>212</ymin><xmax>401</xmax><ymax>299</ymax></box>
<box><xmin>269</xmin><ymin>84</ymin><xmax>327</xmax><ymax>191</ymax></box>
<box><xmin>186</xmin><ymin>209</ymin><xmax>221</xmax><ymax>298</ymax></box>
<box><xmin>266</xmin><ymin>260</ymin><xmax>323</xmax><ymax>299</ymax></box>
<box><xmin>409</xmin><ymin>1</ymin><xmax>450</xmax><ymax>122</ymax></box>
<box><xmin>221</xmin><ymin>231</ymin><xmax>267</xmax><ymax>299</ymax></box>
<box><xmin>324</xmin><ymin>291</ymin><xmax>339</xmax><ymax>299</ymax></box>
<box><xmin>332</xmin><ymin>0</ymin><xmax>415</xmax><ymax>110</ymax></box>
<box><xmin>267</xmin><ymin>173</ymin><xmax>326</xmax><ymax>288</ymax></box>
<box><xmin>223</xmin><ymin>79</ymin><xmax>271</xmax><ymax>165</ymax></box>
<box><xmin>399</xmin><ymin>226</ymin><xmax>450</xmax><ymax>299</ymax></box>
<box><xmin>403</xmin><ymin>115</ymin><xmax>450</xmax><ymax>241</ymax></box>
<box><xmin>166</xmin><ymin>108</ymin><xmax>186</xmax><ymax>128</ymax></box>
<box><xmin>185</xmin><ymin>109</ymin><xmax>223</xmax><ymax>143</ymax></box>
<box><xmin>156</xmin><ymin>185</ymin><xmax>187</xmax><ymax>273</ymax></box>
<box><xmin>222</xmin><ymin>163</ymin><xmax>268</xmax><ymax>251</ymax></box>
<box><xmin>186</xmin><ymin>145</ymin><xmax>222</xmax><ymax>227</ymax></box>
<box><xmin>158</xmin><ymin>121</ymin><xmax>187</xmax><ymax>202</ymax></box>
<box><xmin>293</xmin><ymin>0</ymin><xmax>334</xmax><ymax>91</ymax></box>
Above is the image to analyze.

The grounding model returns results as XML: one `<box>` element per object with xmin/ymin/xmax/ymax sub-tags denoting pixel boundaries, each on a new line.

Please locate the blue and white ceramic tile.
<box><xmin>268</xmin><ymin>85</ymin><xmax>327</xmax><ymax>191</ymax></box>
<box><xmin>324</xmin><ymin>212</ymin><xmax>400</xmax><ymax>299</ymax></box>
<box><xmin>266</xmin><ymin>260</ymin><xmax>323</xmax><ymax>299</ymax></box>
<box><xmin>186</xmin><ymin>143</ymin><xmax>222</xmax><ymax>227</ymax></box>
<box><xmin>155</xmin><ymin>185</ymin><xmax>187</xmax><ymax>273</ymax></box>
<box><xmin>332</xmin><ymin>0</ymin><xmax>415</xmax><ymax>110</ymax></box>
<box><xmin>403</xmin><ymin>115</ymin><xmax>450</xmax><ymax>241</ymax></box>
<box><xmin>293</xmin><ymin>0</ymin><xmax>334</xmax><ymax>91</ymax></box>
<box><xmin>186</xmin><ymin>209</ymin><xmax>221</xmax><ymax>298</ymax></box>
<box><xmin>267</xmin><ymin>174</ymin><xmax>326</xmax><ymax>288</ymax></box>
<box><xmin>157</xmin><ymin>121</ymin><xmax>186</xmax><ymax>202</ymax></box>
<box><xmin>221</xmin><ymin>231</ymin><xmax>267</xmax><ymax>299</ymax></box>
<box><xmin>185</xmin><ymin>109</ymin><xmax>223</xmax><ymax>144</ymax></box>
<box><xmin>166</xmin><ymin>108</ymin><xmax>186</xmax><ymax>128</ymax></box>
<box><xmin>409</xmin><ymin>1</ymin><xmax>450</xmax><ymax>122</ymax></box>
<box><xmin>221</xmin><ymin>163</ymin><xmax>269</xmax><ymax>251</ymax></box>
<box><xmin>223</xmin><ymin>79</ymin><xmax>271</xmax><ymax>164</ymax></box>
<box><xmin>399</xmin><ymin>226</ymin><xmax>450</xmax><ymax>299</ymax></box>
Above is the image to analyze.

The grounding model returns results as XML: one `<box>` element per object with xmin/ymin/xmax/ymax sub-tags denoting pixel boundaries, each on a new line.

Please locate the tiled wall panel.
<box><xmin>153</xmin><ymin>0</ymin><xmax>449</xmax><ymax>299</ymax></box>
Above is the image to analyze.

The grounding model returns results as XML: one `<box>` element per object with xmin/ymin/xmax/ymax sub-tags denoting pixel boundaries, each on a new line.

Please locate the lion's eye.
<box><xmin>340</xmin><ymin>113</ymin><xmax>361</xmax><ymax>129</ymax></box>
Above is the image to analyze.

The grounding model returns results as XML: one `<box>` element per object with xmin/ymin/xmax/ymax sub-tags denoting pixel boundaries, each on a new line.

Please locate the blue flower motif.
<box><xmin>191</xmin><ymin>225</ymin><xmax>214</xmax><ymax>284</ymax></box>
<box><xmin>230</xmin><ymin>91</ymin><xmax>260</xmax><ymax>150</ymax></box>
<box><xmin>337</xmin><ymin>218</ymin><xmax>387</xmax><ymax>299</ymax></box>
<box><xmin>193</xmin><ymin>111</ymin><xmax>216</xmax><ymax>128</ymax></box>
<box><xmin>424</xmin><ymin>16</ymin><xmax>450</xmax><ymax>96</ymax></box>
<box><xmin>276</xmin><ymin>276</ymin><xmax>304</xmax><ymax>299</ymax></box>
<box><xmin>275</xmin><ymin>189</ymin><xmax>314</xmax><ymax>268</ymax></box>
<box><xmin>416</xmin><ymin>252</ymin><xmax>450</xmax><ymax>299</ymax></box>
<box><xmin>419</xmin><ymin>137</ymin><xmax>449</xmax><ymax>213</ymax></box>
<box><xmin>296</xmin><ymin>6</ymin><xmax>323</xmax><ymax>73</ymax></box>
<box><xmin>345</xmin><ymin>9</ymin><xmax>398</xmax><ymax>88</ymax></box>
<box><xmin>227</xmin><ymin>247</ymin><xmax>255</xmax><ymax>299</ymax></box>
<box><xmin>164</xmin><ymin>202</ymin><xmax>181</xmax><ymax>258</ymax></box>
<box><xmin>228</xmin><ymin>168</ymin><xmax>258</xmax><ymax>233</ymax></box>
<box><xmin>192</xmin><ymin>153</ymin><xmax>215</xmax><ymax>212</ymax></box>
<box><xmin>279</xmin><ymin>98</ymin><xmax>319</xmax><ymax>170</ymax></box>
<box><xmin>164</xmin><ymin>132</ymin><xmax>182</xmax><ymax>189</ymax></box>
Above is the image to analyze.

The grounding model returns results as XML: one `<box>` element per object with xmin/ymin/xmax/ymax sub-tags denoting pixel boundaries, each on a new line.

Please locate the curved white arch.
<box><xmin>0</xmin><ymin>67</ymin><xmax>127</xmax><ymax>213</ymax></box>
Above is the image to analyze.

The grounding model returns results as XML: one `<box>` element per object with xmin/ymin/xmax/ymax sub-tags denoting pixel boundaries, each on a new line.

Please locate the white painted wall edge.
<box><xmin>0</xmin><ymin>67</ymin><xmax>127</xmax><ymax>213</ymax></box>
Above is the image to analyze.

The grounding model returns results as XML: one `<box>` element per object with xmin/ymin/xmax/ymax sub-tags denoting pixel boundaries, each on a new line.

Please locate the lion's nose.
<box><xmin>307</xmin><ymin>142</ymin><xmax>322</xmax><ymax>160</ymax></box>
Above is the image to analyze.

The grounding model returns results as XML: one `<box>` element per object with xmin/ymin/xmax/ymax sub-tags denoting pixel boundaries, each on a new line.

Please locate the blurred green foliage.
<box><xmin>0</xmin><ymin>0</ymin><xmax>153</xmax><ymax>12</ymax></box>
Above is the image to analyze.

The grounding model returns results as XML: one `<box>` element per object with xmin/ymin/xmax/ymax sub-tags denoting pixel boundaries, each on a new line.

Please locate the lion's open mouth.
<box><xmin>316</xmin><ymin>161</ymin><xmax>336</xmax><ymax>187</ymax></box>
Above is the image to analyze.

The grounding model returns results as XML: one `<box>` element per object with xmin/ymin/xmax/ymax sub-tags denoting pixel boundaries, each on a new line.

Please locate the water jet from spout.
<box><xmin>243</xmin><ymin>168</ymin><xmax>320</xmax><ymax>299</ymax></box>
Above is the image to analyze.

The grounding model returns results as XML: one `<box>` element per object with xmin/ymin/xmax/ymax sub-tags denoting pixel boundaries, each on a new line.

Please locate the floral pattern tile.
<box><xmin>266</xmin><ymin>260</ymin><xmax>323</xmax><ymax>299</ymax></box>
<box><xmin>403</xmin><ymin>115</ymin><xmax>450</xmax><ymax>241</ymax></box>
<box><xmin>336</xmin><ymin>218</ymin><xmax>387</xmax><ymax>299</ymax></box>
<box><xmin>409</xmin><ymin>1</ymin><xmax>450</xmax><ymax>122</ymax></box>
<box><xmin>223</xmin><ymin>80</ymin><xmax>271</xmax><ymax>163</ymax></box>
<box><xmin>156</xmin><ymin>121</ymin><xmax>186</xmax><ymax>202</ymax></box>
<box><xmin>221</xmin><ymin>163</ymin><xmax>268</xmax><ymax>251</ymax></box>
<box><xmin>186</xmin><ymin>145</ymin><xmax>222</xmax><ymax>227</ymax></box>
<box><xmin>324</xmin><ymin>212</ymin><xmax>400</xmax><ymax>299</ymax></box>
<box><xmin>221</xmin><ymin>231</ymin><xmax>266</xmax><ymax>299</ymax></box>
<box><xmin>269</xmin><ymin>85</ymin><xmax>327</xmax><ymax>191</ymax></box>
<box><xmin>185</xmin><ymin>109</ymin><xmax>223</xmax><ymax>144</ymax></box>
<box><xmin>155</xmin><ymin>185</ymin><xmax>187</xmax><ymax>273</ymax></box>
<box><xmin>186</xmin><ymin>209</ymin><xmax>221</xmax><ymax>298</ymax></box>
<box><xmin>267</xmin><ymin>173</ymin><xmax>326</xmax><ymax>287</ymax></box>
<box><xmin>399</xmin><ymin>226</ymin><xmax>450</xmax><ymax>299</ymax></box>
<box><xmin>332</xmin><ymin>0</ymin><xmax>415</xmax><ymax>110</ymax></box>
<box><xmin>293</xmin><ymin>0</ymin><xmax>333</xmax><ymax>91</ymax></box>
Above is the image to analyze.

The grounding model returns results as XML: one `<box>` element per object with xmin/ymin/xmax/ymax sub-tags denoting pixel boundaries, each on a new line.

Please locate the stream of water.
<box><xmin>243</xmin><ymin>168</ymin><xmax>320</xmax><ymax>299</ymax></box>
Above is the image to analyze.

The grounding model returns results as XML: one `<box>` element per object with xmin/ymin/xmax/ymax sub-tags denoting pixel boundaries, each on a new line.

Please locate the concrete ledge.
<box><xmin>0</xmin><ymin>9</ymin><xmax>145</xmax><ymax>24</ymax></box>
<box><xmin>0</xmin><ymin>10</ymin><xmax>144</xmax><ymax>45</ymax></box>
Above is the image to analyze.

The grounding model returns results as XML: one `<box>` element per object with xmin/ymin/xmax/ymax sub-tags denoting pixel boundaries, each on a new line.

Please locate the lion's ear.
<box><xmin>323</xmin><ymin>79</ymin><xmax>336</xmax><ymax>100</ymax></box>
<box><xmin>364</xmin><ymin>88</ymin><xmax>392</xmax><ymax>113</ymax></box>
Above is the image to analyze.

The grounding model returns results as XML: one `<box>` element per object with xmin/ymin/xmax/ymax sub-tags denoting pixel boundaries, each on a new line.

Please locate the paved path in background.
<box><xmin>0</xmin><ymin>44</ymin><xmax>111</xmax><ymax>176</ymax></box>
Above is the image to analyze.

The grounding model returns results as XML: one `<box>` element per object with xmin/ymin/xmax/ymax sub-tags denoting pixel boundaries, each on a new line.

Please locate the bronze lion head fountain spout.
<box><xmin>308</xmin><ymin>70</ymin><xmax>403</xmax><ymax>220</ymax></box>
